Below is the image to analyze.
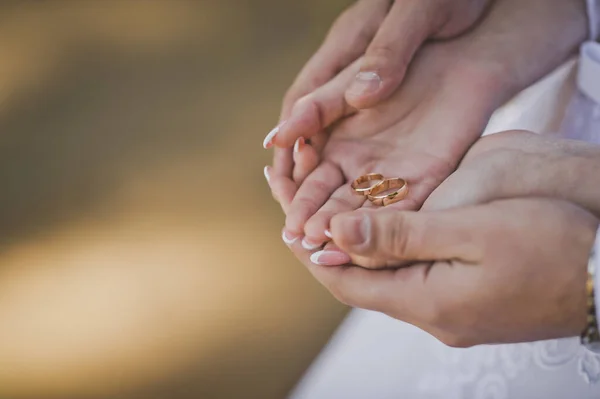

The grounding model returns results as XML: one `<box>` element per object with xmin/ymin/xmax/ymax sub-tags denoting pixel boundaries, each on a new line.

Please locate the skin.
<box><xmin>290</xmin><ymin>131</ymin><xmax>600</xmax><ymax>347</ymax></box>
<box><xmin>267</xmin><ymin>0</ymin><xmax>587</xmax><ymax>250</ymax></box>
<box><xmin>267</xmin><ymin>0</ymin><xmax>493</xmax><ymax>184</ymax></box>
<box><xmin>291</xmin><ymin>197</ymin><xmax>598</xmax><ymax>347</ymax></box>
<box><xmin>324</xmin><ymin>130</ymin><xmax>600</xmax><ymax>268</ymax></box>
<box><xmin>423</xmin><ymin>130</ymin><xmax>600</xmax><ymax>216</ymax></box>
<box><xmin>277</xmin><ymin>0</ymin><xmax>493</xmax><ymax>115</ymax></box>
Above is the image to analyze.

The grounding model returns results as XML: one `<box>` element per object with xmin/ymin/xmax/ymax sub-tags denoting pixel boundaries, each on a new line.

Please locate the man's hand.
<box><xmin>295</xmin><ymin>198</ymin><xmax>598</xmax><ymax>347</ymax></box>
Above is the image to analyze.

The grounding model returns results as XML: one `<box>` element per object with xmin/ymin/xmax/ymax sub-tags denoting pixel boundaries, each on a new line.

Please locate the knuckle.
<box><xmin>366</xmin><ymin>45</ymin><xmax>409</xmax><ymax>77</ymax></box>
<box><xmin>367</xmin><ymin>45</ymin><xmax>396</xmax><ymax>68</ymax></box>
<box><xmin>309</xmin><ymin>179</ymin><xmax>331</xmax><ymax>194</ymax></box>
<box><xmin>368</xmin><ymin>44</ymin><xmax>396</xmax><ymax>61</ymax></box>
<box><xmin>294</xmin><ymin>94</ymin><xmax>316</xmax><ymax>112</ymax></box>
<box><xmin>283</xmin><ymin>83</ymin><xmax>317</xmax><ymax>110</ymax></box>
<box><xmin>304</xmin><ymin>214</ymin><xmax>329</xmax><ymax>238</ymax></box>
<box><xmin>295</xmin><ymin>196</ymin><xmax>320</xmax><ymax>214</ymax></box>
<box><xmin>283</xmin><ymin>87</ymin><xmax>305</xmax><ymax>111</ymax></box>
<box><xmin>328</xmin><ymin>195</ymin><xmax>354</xmax><ymax>210</ymax></box>
<box><xmin>386</xmin><ymin>214</ymin><xmax>422</xmax><ymax>259</ymax></box>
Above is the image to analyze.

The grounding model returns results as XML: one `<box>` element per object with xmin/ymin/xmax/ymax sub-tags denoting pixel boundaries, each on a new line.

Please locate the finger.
<box><xmin>280</xmin><ymin>0</ymin><xmax>392</xmax><ymax>119</ymax></box>
<box><xmin>302</xmin><ymin>184</ymin><xmax>365</xmax><ymax>250</ymax></box>
<box><xmin>272</xmin><ymin>146</ymin><xmax>294</xmax><ymax>177</ymax></box>
<box><xmin>330</xmin><ymin>207</ymin><xmax>483</xmax><ymax>264</ymax></box>
<box><xmin>271</xmin><ymin>58</ymin><xmax>361</xmax><ymax>149</ymax></box>
<box><xmin>285</xmin><ymin>162</ymin><xmax>344</xmax><ymax>236</ymax></box>
<box><xmin>292</xmin><ymin>138</ymin><xmax>320</xmax><ymax>185</ymax></box>
<box><xmin>265</xmin><ymin>166</ymin><xmax>297</xmax><ymax>213</ymax></box>
<box><xmin>345</xmin><ymin>0</ymin><xmax>435</xmax><ymax>109</ymax></box>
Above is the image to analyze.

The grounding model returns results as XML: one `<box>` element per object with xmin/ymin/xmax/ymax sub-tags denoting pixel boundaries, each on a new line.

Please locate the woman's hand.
<box><xmin>265</xmin><ymin>0</ymin><xmax>493</xmax><ymax>205</ymax></box>
<box><xmin>294</xmin><ymin>198</ymin><xmax>599</xmax><ymax>347</ymax></box>
<box><xmin>265</xmin><ymin>0</ymin><xmax>585</xmax><ymax>198</ymax></box>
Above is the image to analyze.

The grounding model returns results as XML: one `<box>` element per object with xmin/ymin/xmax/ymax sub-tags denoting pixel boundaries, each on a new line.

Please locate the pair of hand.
<box><xmin>264</xmin><ymin>0</ymin><xmax>592</xmax><ymax>346</ymax></box>
<box><xmin>291</xmin><ymin>131</ymin><xmax>600</xmax><ymax>347</ymax></box>
<box><xmin>265</xmin><ymin>0</ymin><xmax>494</xmax><ymax>220</ymax></box>
<box><xmin>265</xmin><ymin>0</ymin><xmax>587</xmax><ymax>249</ymax></box>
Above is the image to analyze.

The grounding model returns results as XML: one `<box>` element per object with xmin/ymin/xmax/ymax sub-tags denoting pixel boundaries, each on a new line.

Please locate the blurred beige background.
<box><xmin>0</xmin><ymin>1</ymin><xmax>354</xmax><ymax>398</ymax></box>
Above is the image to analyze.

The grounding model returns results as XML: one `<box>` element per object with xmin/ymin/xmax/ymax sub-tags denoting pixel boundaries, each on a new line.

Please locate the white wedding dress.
<box><xmin>289</xmin><ymin>35</ymin><xmax>600</xmax><ymax>399</ymax></box>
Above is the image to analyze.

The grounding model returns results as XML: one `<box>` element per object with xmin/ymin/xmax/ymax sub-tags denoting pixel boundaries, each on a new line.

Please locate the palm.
<box><xmin>285</xmin><ymin>44</ymin><xmax>496</xmax><ymax>243</ymax></box>
<box><xmin>324</xmin><ymin>123</ymin><xmax>457</xmax><ymax>210</ymax></box>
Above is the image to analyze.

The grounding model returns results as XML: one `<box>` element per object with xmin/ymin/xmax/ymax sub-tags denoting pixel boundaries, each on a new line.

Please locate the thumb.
<box><xmin>345</xmin><ymin>0</ymin><xmax>435</xmax><ymax>109</ymax></box>
<box><xmin>330</xmin><ymin>207</ymin><xmax>481</xmax><ymax>262</ymax></box>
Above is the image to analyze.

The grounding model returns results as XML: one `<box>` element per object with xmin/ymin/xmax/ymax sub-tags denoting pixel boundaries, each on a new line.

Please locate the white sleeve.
<box><xmin>588</xmin><ymin>0</ymin><xmax>600</xmax><ymax>41</ymax></box>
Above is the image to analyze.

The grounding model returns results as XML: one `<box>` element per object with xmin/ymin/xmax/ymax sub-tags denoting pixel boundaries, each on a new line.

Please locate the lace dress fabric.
<box><xmin>290</xmin><ymin>311</ymin><xmax>600</xmax><ymax>399</ymax></box>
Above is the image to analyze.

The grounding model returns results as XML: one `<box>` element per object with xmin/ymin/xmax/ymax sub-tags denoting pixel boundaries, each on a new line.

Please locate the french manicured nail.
<box><xmin>310</xmin><ymin>250</ymin><xmax>351</xmax><ymax>266</ymax></box>
<box><xmin>324</xmin><ymin>229</ymin><xmax>333</xmax><ymax>239</ymax></box>
<box><xmin>294</xmin><ymin>137</ymin><xmax>305</xmax><ymax>153</ymax></box>
<box><xmin>263</xmin><ymin>121</ymin><xmax>286</xmax><ymax>149</ymax></box>
<box><xmin>347</xmin><ymin>71</ymin><xmax>382</xmax><ymax>98</ymax></box>
<box><xmin>263</xmin><ymin>166</ymin><xmax>271</xmax><ymax>184</ymax></box>
<box><xmin>282</xmin><ymin>230</ymin><xmax>299</xmax><ymax>245</ymax></box>
<box><xmin>302</xmin><ymin>238</ymin><xmax>322</xmax><ymax>251</ymax></box>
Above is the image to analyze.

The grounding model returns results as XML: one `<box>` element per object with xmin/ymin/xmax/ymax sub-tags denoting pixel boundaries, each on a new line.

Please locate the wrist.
<box><xmin>446</xmin><ymin>0</ymin><xmax>587</xmax><ymax>107</ymax></box>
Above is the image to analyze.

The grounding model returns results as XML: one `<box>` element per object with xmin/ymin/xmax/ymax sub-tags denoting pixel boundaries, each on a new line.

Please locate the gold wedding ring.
<box><xmin>351</xmin><ymin>173</ymin><xmax>385</xmax><ymax>196</ymax></box>
<box><xmin>367</xmin><ymin>177</ymin><xmax>408</xmax><ymax>206</ymax></box>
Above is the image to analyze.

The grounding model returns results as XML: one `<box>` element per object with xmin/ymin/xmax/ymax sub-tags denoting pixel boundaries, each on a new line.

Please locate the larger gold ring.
<box><xmin>367</xmin><ymin>177</ymin><xmax>408</xmax><ymax>206</ymax></box>
<box><xmin>351</xmin><ymin>173</ymin><xmax>385</xmax><ymax>196</ymax></box>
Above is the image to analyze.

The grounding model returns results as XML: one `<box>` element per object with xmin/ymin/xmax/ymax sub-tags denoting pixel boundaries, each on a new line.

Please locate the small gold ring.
<box><xmin>351</xmin><ymin>173</ymin><xmax>385</xmax><ymax>196</ymax></box>
<box><xmin>367</xmin><ymin>178</ymin><xmax>408</xmax><ymax>206</ymax></box>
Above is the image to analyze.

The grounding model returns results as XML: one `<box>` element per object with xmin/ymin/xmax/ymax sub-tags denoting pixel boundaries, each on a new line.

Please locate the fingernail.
<box><xmin>342</xmin><ymin>214</ymin><xmax>369</xmax><ymax>247</ymax></box>
<box><xmin>263</xmin><ymin>166</ymin><xmax>271</xmax><ymax>184</ymax></box>
<box><xmin>294</xmin><ymin>137</ymin><xmax>305</xmax><ymax>153</ymax></box>
<box><xmin>324</xmin><ymin>229</ymin><xmax>333</xmax><ymax>239</ymax></box>
<box><xmin>347</xmin><ymin>72</ymin><xmax>382</xmax><ymax>98</ymax></box>
<box><xmin>263</xmin><ymin>121</ymin><xmax>286</xmax><ymax>149</ymax></box>
<box><xmin>282</xmin><ymin>230</ymin><xmax>299</xmax><ymax>245</ymax></box>
<box><xmin>302</xmin><ymin>238</ymin><xmax>322</xmax><ymax>251</ymax></box>
<box><xmin>310</xmin><ymin>250</ymin><xmax>351</xmax><ymax>266</ymax></box>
